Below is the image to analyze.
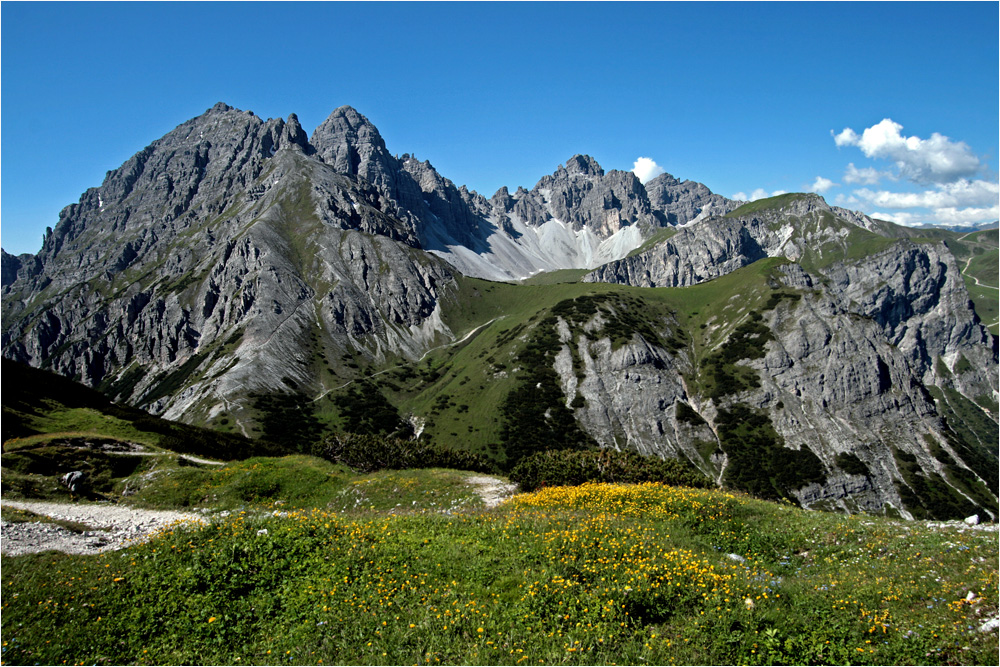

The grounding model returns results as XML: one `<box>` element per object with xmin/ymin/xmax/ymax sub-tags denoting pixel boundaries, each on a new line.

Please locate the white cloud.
<box><xmin>733</xmin><ymin>188</ymin><xmax>788</xmax><ymax>202</ymax></box>
<box><xmin>833</xmin><ymin>127</ymin><xmax>859</xmax><ymax>147</ymax></box>
<box><xmin>853</xmin><ymin>179</ymin><xmax>999</xmax><ymax>210</ymax></box>
<box><xmin>843</xmin><ymin>163</ymin><xmax>885</xmax><ymax>185</ymax></box>
<box><xmin>832</xmin><ymin>118</ymin><xmax>981</xmax><ymax>184</ymax></box>
<box><xmin>931</xmin><ymin>205</ymin><xmax>1000</xmax><ymax>227</ymax></box>
<box><xmin>810</xmin><ymin>177</ymin><xmax>837</xmax><ymax>194</ymax></box>
<box><xmin>833</xmin><ymin>193</ymin><xmax>861</xmax><ymax>207</ymax></box>
<box><xmin>870</xmin><ymin>211</ymin><xmax>921</xmax><ymax>226</ymax></box>
<box><xmin>850</xmin><ymin>178</ymin><xmax>999</xmax><ymax>228</ymax></box>
<box><xmin>871</xmin><ymin>206</ymin><xmax>1000</xmax><ymax>228</ymax></box>
<box><xmin>632</xmin><ymin>157</ymin><xmax>666</xmax><ymax>184</ymax></box>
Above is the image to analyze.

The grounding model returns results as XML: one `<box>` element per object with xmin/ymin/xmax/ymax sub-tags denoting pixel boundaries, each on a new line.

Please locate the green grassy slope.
<box><xmin>329</xmin><ymin>259</ymin><xmax>795</xmax><ymax>458</ymax></box>
<box><xmin>2</xmin><ymin>482</ymin><xmax>996</xmax><ymax>666</ymax></box>
<box><xmin>2</xmin><ymin>359</ymin><xmax>284</xmax><ymax>461</ymax></box>
<box><xmin>946</xmin><ymin>229</ymin><xmax>999</xmax><ymax>333</ymax></box>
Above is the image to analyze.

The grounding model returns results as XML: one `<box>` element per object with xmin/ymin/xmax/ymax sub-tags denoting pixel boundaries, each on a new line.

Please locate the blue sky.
<box><xmin>2</xmin><ymin>1</ymin><xmax>997</xmax><ymax>255</ymax></box>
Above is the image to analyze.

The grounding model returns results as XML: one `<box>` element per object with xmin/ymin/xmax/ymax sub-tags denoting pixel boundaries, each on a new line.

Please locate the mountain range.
<box><xmin>3</xmin><ymin>102</ymin><xmax>997</xmax><ymax>520</ymax></box>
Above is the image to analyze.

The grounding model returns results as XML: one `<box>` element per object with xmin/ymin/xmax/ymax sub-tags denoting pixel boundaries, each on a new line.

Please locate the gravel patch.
<box><xmin>1</xmin><ymin>500</ymin><xmax>205</xmax><ymax>557</ymax></box>
<box><xmin>465</xmin><ymin>475</ymin><xmax>518</xmax><ymax>508</ymax></box>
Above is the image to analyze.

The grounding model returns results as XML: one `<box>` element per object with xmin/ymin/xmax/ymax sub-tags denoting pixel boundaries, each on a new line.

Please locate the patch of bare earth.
<box><xmin>465</xmin><ymin>475</ymin><xmax>518</xmax><ymax>508</ymax></box>
<box><xmin>1</xmin><ymin>500</ymin><xmax>205</xmax><ymax>557</ymax></box>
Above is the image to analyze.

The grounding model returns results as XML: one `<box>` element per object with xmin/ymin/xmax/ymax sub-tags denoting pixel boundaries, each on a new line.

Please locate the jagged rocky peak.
<box><xmin>528</xmin><ymin>154</ymin><xmax>652</xmax><ymax>236</ymax></box>
<box><xmin>29</xmin><ymin>102</ymin><xmax>318</xmax><ymax>272</ymax></box>
<box><xmin>563</xmin><ymin>154</ymin><xmax>605</xmax><ymax>178</ymax></box>
<box><xmin>281</xmin><ymin>113</ymin><xmax>310</xmax><ymax>151</ymax></box>
<box><xmin>644</xmin><ymin>171</ymin><xmax>740</xmax><ymax>225</ymax></box>
<box><xmin>310</xmin><ymin>105</ymin><xmax>394</xmax><ymax>177</ymax></box>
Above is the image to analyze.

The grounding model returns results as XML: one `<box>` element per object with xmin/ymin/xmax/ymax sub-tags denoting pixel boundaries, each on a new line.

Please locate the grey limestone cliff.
<box><xmin>572</xmin><ymin>195</ymin><xmax>997</xmax><ymax>517</ymax></box>
<box><xmin>3</xmin><ymin>103</ymin><xmax>996</xmax><ymax>520</ymax></box>
<box><xmin>2</xmin><ymin>104</ymin><xmax>458</xmax><ymax>427</ymax></box>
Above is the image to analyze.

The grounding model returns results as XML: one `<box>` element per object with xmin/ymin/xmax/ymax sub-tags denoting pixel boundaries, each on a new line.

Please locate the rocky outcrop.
<box><xmin>644</xmin><ymin>172</ymin><xmax>741</xmax><ymax>224</ymax></box>
<box><xmin>575</xmin><ymin>197</ymin><xmax>997</xmax><ymax>518</ymax></box>
<box><xmin>3</xmin><ymin>103</ymin><xmax>995</xmax><ymax>519</ymax></box>
<box><xmin>1</xmin><ymin>104</ymin><xmax>458</xmax><ymax>427</ymax></box>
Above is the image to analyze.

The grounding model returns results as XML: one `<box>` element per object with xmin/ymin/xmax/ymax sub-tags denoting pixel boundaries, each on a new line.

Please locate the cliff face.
<box><xmin>1</xmin><ymin>104</ymin><xmax>459</xmax><ymax>426</ymax></box>
<box><xmin>573</xmin><ymin>195</ymin><xmax>997</xmax><ymax>518</ymax></box>
<box><xmin>3</xmin><ymin>104</ymin><xmax>996</xmax><ymax>520</ymax></box>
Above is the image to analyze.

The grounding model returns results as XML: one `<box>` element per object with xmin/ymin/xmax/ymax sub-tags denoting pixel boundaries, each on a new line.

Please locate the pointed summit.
<box><xmin>562</xmin><ymin>154</ymin><xmax>604</xmax><ymax>177</ymax></box>
<box><xmin>310</xmin><ymin>106</ymin><xmax>390</xmax><ymax>175</ymax></box>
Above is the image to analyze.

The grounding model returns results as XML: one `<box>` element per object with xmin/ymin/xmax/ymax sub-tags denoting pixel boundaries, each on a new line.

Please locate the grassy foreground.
<box><xmin>2</xmin><ymin>480</ymin><xmax>997</xmax><ymax>666</ymax></box>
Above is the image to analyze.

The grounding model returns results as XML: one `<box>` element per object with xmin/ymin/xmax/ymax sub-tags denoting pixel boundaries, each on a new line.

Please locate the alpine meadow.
<box><xmin>1</xmin><ymin>101</ymin><xmax>997</xmax><ymax>666</ymax></box>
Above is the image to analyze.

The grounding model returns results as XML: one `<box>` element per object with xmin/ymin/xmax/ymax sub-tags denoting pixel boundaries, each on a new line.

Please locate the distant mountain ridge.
<box><xmin>2</xmin><ymin>102</ymin><xmax>997</xmax><ymax>520</ymax></box>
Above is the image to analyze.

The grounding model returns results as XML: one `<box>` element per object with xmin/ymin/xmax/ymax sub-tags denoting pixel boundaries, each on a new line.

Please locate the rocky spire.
<box><xmin>309</xmin><ymin>106</ymin><xmax>393</xmax><ymax>178</ymax></box>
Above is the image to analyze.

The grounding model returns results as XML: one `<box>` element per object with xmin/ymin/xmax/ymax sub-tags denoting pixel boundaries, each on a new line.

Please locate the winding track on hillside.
<box><xmin>0</xmin><ymin>473</ymin><xmax>517</xmax><ymax>556</ymax></box>
<box><xmin>962</xmin><ymin>256</ymin><xmax>999</xmax><ymax>291</ymax></box>
<box><xmin>0</xmin><ymin>500</ymin><xmax>206</xmax><ymax>557</ymax></box>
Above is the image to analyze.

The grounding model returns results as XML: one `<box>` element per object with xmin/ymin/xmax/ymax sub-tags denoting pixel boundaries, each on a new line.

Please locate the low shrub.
<box><xmin>312</xmin><ymin>432</ymin><xmax>498</xmax><ymax>475</ymax></box>
<box><xmin>508</xmin><ymin>448</ymin><xmax>710</xmax><ymax>492</ymax></box>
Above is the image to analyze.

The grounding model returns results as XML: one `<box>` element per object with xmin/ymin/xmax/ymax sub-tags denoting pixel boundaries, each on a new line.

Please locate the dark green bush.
<box><xmin>498</xmin><ymin>317</ymin><xmax>595</xmax><ymax>467</ymax></box>
<box><xmin>508</xmin><ymin>448</ymin><xmax>710</xmax><ymax>492</ymax></box>
<box><xmin>717</xmin><ymin>405</ymin><xmax>825</xmax><ymax>501</ymax></box>
<box><xmin>312</xmin><ymin>432</ymin><xmax>497</xmax><ymax>475</ymax></box>
<box><xmin>835</xmin><ymin>452</ymin><xmax>869</xmax><ymax>476</ymax></box>
<box><xmin>332</xmin><ymin>380</ymin><xmax>413</xmax><ymax>439</ymax></box>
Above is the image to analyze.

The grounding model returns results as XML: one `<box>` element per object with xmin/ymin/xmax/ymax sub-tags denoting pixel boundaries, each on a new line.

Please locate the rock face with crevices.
<box><xmin>1</xmin><ymin>104</ymin><xmax>997</xmax><ymax>520</ymax></box>
<box><xmin>1</xmin><ymin>104</ymin><xmax>460</xmax><ymax>426</ymax></box>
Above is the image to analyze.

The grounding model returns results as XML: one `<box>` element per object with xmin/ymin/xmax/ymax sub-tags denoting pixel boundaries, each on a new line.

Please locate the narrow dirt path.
<box><xmin>465</xmin><ymin>475</ymin><xmax>518</xmax><ymax>508</ymax></box>
<box><xmin>963</xmin><ymin>256</ymin><xmax>999</xmax><ymax>290</ymax></box>
<box><xmin>1</xmin><ymin>471</ymin><xmax>520</xmax><ymax>556</ymax></box>
<box><xmin>1</xmin><ymin>500</ymin><xmax>205</xmax><ymax>557</ymax></box>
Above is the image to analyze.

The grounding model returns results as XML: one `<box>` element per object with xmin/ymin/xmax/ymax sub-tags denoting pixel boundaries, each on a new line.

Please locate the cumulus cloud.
<box><xmin>843</xmin><ymin>163</ymin><xmax>885</xmax><ymax>185</ymax></box>
<box><xmin>832</xmin><ymin>118</ymin><xmax>981</xmax><ymax>184</ymax></box>
<box><xmin>871</xmin><ymin>205</ymin><xmax>1000</xmax><ymax>228</ymax></box>
<box><xmin>632</xmin><ymin>157</ymin><xmax>666</xmax><ymax>184</ymax></box>
<box><xmin>850</xmin><ymin>178</ymin><xmax>999</xmax><ymax>228</ymax></box>
<box><xmin>853</xmin><ymin>179</ymin><xmax>999</xmax><ymax>210</ymax></box>
<box><xmin>931</xmin><ymin>205</ymin><xmax>1000</xmax><ymax>227</ymax></box>
<box><xmin>832</xmin><ymin>127</ymin><xmax>860</xmax><ymax>147</ymax></box>
<box><xmin>732</xmin><ymin>188</ymin><xmax>787</xmax><ymax>202</ymax></box>
<box><xmin>870</xmin><ymin>211</ymin><xmax>921</xmax><ymax>226</ymax></box>
<box><xmin>809</xmin><ymin>177</ymin><xmax>837</xmax><ymax>194</ymax></box>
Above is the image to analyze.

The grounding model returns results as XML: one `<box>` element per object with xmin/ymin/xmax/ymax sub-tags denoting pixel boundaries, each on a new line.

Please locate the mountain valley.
<box><xmin>2</xmin><ymin>102</ymin><xmax>997</xmax><ymax>521</ymax></box>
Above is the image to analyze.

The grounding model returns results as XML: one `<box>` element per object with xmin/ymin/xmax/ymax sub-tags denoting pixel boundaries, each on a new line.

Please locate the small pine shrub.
<box><xmin>508</xmin><ymin>448</ymin><xmax>710</xmax><ymax>492</ymax></box>
<box><xmin>835</xmin><ymin>451</ymin><xmax>868</xmax><ymax>476</ymax></box>
<box><xmin>312</xmin><ymin>432</ymin><xmax>498</xmax><ymax>475</ymax></box>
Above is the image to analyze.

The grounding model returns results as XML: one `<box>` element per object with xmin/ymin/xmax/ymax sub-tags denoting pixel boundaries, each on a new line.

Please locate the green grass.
<box><xmin>375</xmin><ymin>259</ymin><xmax>802</xmax><ymax>454</ymax></box>
<box><xmin>2</xmin><ymin>482</ymin><xmax>996</xmax><ymax>665</ymax></box>
<box><xmin>518</xmin><ymin>268</ymin><xmax>591</xmax><ymax>285</ymax></box>
<box><xmin>944</xmin><ymin>228</ymin><xmax>999</xmax><ymax>332</ymax></box>
<box><xmin>724</xmin><ymin>193</ymin><xmax>816</xmax><ymax>218</ymax></box>
<box><xmin>4</xmin><ymin>446</ymin><xmax>490</xmax><ymax>515</ymax></box>
<box><xmin>2</xmin><ymin>359</ymin><xmax>284</xmax><ymax>461</ymax></box>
